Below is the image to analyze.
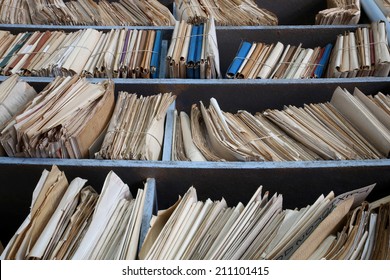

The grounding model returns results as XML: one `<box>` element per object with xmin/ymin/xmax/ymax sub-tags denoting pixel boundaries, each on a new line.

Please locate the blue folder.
<box><xmin>150</xmin><ymin>30</ymin><xmax>162</xmax><ymax>79</ymax></box>
<box><xmin>194</xmin><ymin>24</ymin><xmax>204</xmax><ymax>79</ymax></box>
<box><xmin>226</xmin><ymin>41</ymin><xmax>252</xmax><ymax>78</ymax></box>
<box><xmin>313</xmin><ymin>43</ymin><xmax>333</xmax><ymax>78</ymax></box>
<box><xmin>186</xmin><ymin>25</ymin><xmax>198</xmax><ymax>79</ymax></box>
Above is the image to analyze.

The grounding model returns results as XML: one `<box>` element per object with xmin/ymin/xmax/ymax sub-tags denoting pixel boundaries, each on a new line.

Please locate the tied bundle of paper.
<box><xmin>0</xmin><ymin>28</ymin><xmax>163</xmax><ymax>78</ymax></box>
<box><xmin>329</xmin><ymin>87</ymin><xmax>390</xmax><ymax>157</ymax></box>
<box><xmin>0</xmin><ymin>76</ymin><xmax>115</xmax><ymax>159</ymax></box>
<box><xmin>316</xmin><ymin>0</ymin><xmax>361</xmax><ymax>25</ymax></box>
<box><xmin>0</xmin><ymin>74</ymin><xmax>36</xmax><ymax>130</ymax></box>
<box><xmin>139</xmin><ymin>183</ymin><xmax>376</xmax><ymax>260</ymax></box>
<box><xmin>172</xmin><ymin>91</ymin><xmax>390</xmax><ymax>162</ymax></box>
<box><xmin>166</xmin><ymin>19</ymin><xmax>221</xmax><ymax>79</ymax></box>
<box><xmin>71</xmin><ymin>175</ymin><xmax>156</xmax><ymax>260</ymax></box>
<box><xmin>174</xmin><ymin>0</ymin><xmax>277</xmax><ymax>26</ymax></box>
<box><xmin>0</xmin><ymin>0</ymin><xmax>175</xmax><ymax>26</ymax></box>
<box><xmin>96</xmin><ymin>92</ymin><xmax>176</xmax><ymax>161</ymax></box>
<box><xmin>0</xmin><ymin>165</ymin><xmax>157</xmax><ymax>260</ymax></box>
<box><xmin>139</xmin><ymin>186</ymin><xmax>283</xmax><ymax>260</ymax></box>
<box><xmin>226</xmin><ymin>41</ymin><xmax>333</xmax><ymax>79</ymax></box>
<box><xmin>290</xmin><ymin>189</ymin><xmax>390</xmax><ymax>260</ymax></box>
<box><xmin>326</xmin><ymin>22</ymin><xmax>390</xmax><ymax>78</ymax></box>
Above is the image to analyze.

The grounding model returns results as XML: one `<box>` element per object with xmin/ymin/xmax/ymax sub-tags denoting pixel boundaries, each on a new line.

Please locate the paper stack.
<box><xmin>174</xmin><ymin>0</ymin><xmax>278</xmax><ymax>26</ymax></box>
<box><xmin>139</xmin><ymin>183</ymin><xmax>378</xmax><ymax>260</ymax></box>
<box><xmin>326</xmin><ymin>22</ymin><xmax>390</xmax><ymax>78</ymax></box>
<box><xmin>226</xmin><ymin>41</ymin><xmax>333</xmax><ymax>79</ymax></box>
<box><xmin>316</xmin><ymin>0</ymin><xmax>361</xmax><ymax>25</ymax></box>
<box><xmin>96</xmin><ymin>91</ymin><xmax>176</xmax><ymax>161</ymax></box>
<box><xmin>172</xmin><ymin>87</ymin><xmax>390</xmax><ymax>161</ymax></box>
<box><xmin>0</xmin><ymin>165</ymin><xmax>157</xmax><ymax>260</ymax></box>
<box><xmin>0</xmin><ymin>76</ymin><xmax>115</xmax><ymax>159</ymax></box>
<box><xmin>0</xmin><ymin>28</ymin><xmax>163</xmax><ymax>78</ymax></box>
<box><xmin>166</xmin><ymin>19</ymin><xmax>221</xmax><ymax>79</ymax></box>
<box><xmin>0</xmin><ymin>0</ymin><xmax>175</xmax><ymax>26</ymax></box>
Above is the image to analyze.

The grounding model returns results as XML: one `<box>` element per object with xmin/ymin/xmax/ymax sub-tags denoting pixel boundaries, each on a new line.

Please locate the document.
<box><xmin>0</xmin><ymin>76</ymin><xmax>115</xmax><ymax>159</ymax></box>
<box><xmin>0</xmin><ymin>0</ymin><xmax>175</xmax><ymax>25</ymax></box>
<box><xmin>174</xmin><ymin>0</ymin><xmax>278</xmax><ymax>26</ymax></box>
<box><xmin>96</xmin><ymin>92</ymin><xmax>175</xmax><ymax>160</ymax></box>
<box><xmin>166</xmin><ymin>19</ymin><xmax>221</xmax><ymax>79</ymax></box>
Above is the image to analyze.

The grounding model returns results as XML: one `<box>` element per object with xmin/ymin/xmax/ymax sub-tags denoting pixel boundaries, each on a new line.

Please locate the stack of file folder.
<box><xmin>166</xmin><ymin>19</ymin><xmax>221</xmax><ymax>79</ymax></box>
<box><xmin>226</xmin><ymin>41</ymin><xmax>333</xmax><ymax>79</ymax></box>
<box><xmin>174</xmin><ymin>0</ymin><xmax>278</xmax><ymax>26</ymax></box>
<box><xmin>315</xmin><ymin>0</ymin><xmax>361</xmax><ymax>25</ymax></box>
<box><xmin>326</xmin><ymin>21</ymin><xmax>390</xmax><ymax>77</ymax></box>
<box><xmin>0</xmin><ymin>76</ymin><xmax>115</xmax><ymax>159</ymax></box>
<box><xmin>0</xmin><ymin>74</ymin><xmax>36</xmax><ymax>130</ymax></box>
<box><xmin>172</xmin><ymin>87</ymin><xmax>390</xmax><ymax>161</ymax></box>
<box><xmin>0</xmin><ymin>0</ymin><xmax>175</xmax><ymax>26</ymax></box>
<box><xmin>0</xmin><ymin>166</ymin><xmax>157</xmax><ymax>260</ymax></box>
<box><xmin>96</xmin><ymin>91</ymin><xmax>176</xmax><ymax>161</ymax></box>
<box><xmin>3</xmin><ymin>165</ymin><xmax>389</xmax><ymax>260</ymax></box>
<box><xmin>139</xmin><ymin>182</ymin><xmax>389</xmax><ymax>260</ymax></box>
<box><xmin>0</xmin><ymin>28</ymin><xmax>163</xmax><ymax>78</ymax></box>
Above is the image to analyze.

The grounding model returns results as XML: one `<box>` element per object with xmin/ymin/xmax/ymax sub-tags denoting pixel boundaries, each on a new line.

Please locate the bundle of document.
<box><xmin>316</xmin><ymin>0</ymin><xmax>361</xmax><ymax>25</ymax></box>
<box><xmin>172</xmin><ymin>87</ymin><xmax>390</xmax><ymax>161</ymax></box>
<box><xmin>0</xmin><ymin>28</ymin><xmax>163</xmax><ymax>78</ymax></box>
<box><xmin>1</xmin><ymin>165</ymin><xmax>388</xmax><ymax>260</ymax></box>
<box><xmin>96</xmin><ymin>92</ymin><xmax>176</xmax><ymax>161</ymax></box>
<box><xmin>174</xmin><ymin>0</ymin><xmax>278</xmax><ymax>26</ymax></box>
<box><xmin>139</xmin><ymin>183</ymin><xmax>382</xmax><ymax>260</ymax></box>
<box><xmin>326</xmin><ymin>22</ymin><xmax>390</xmax><ymax>77</ymax></box>
<box><xmin>0</xmin><ymin>74</ymin><xmax>36</xmax><ymax>129</ymax></box>
<box><xmin>166</xmin><ymin>19</ymin><xmax>221</xmax><ymax>78</ymax></box>
<box><xmin>0</xmin><ymin>165</ymin><xmax>157</xmax><ymax>260</ymax></box>
<box><xmin>290</xmin><ymin>194</ymin><xmax>390</xmax><ymax>260</ymax></box>
<box><xmin>226</xmin><ymin>41</ymin><xmax>333</xmax><ymax>79</ymax></box>
<box><xmin>0</xmin><ymin>0</ymin><xmax>175</xmax><ymax>26</ymax></box>
<box><xmin>0</xmin><ymin>76</ymin><xmax>115</xmax><ymax>159</ymax></box>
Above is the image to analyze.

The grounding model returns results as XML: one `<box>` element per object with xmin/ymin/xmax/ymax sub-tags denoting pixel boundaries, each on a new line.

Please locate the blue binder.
<box><xmin>186</xmin><ymin>25</ymin><xmax>199</xmax><ymax>79</ymax></box>
<box><xmin>226</xmin><ymin>41</ymin><xmax>252</xmax><ymax>78</ymax></box>
<box><xmin>313</xmin><ymin>43</ymin><xmax>333</xmax><ymax>78</ymax></box>
<box><xmin>194</xmin><ymin>24</ymin><xmax>204</xmax><ymax>79</ymax></box>
<box><xmin>150</xmin><ymin>30</ymin><xmax>162</xmax><ymax>79</ymax></box>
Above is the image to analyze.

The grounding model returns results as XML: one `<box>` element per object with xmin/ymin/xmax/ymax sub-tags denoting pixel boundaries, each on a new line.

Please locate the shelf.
<box><xmin>0</xmin><ymin>24</ymin><xmax>368</xmax><ymax>77</ymax></box>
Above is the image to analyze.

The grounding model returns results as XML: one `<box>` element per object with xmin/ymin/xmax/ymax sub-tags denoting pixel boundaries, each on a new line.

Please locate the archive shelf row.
<box><xmin>0</xmin><ymin>0</ymin><xmax>389</xmax><ymax>248</ymax></box>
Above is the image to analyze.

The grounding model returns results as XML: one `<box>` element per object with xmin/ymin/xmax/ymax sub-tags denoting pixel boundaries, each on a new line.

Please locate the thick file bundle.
<box><xmin>316</xmin><ymin>0</ymin><xmax>361</xmax><ymax>25</ymax></box>
<box><xmin>0</xmin><ymin>28</ymin><xmax>163</xmax><ymax>78</ymax></box>
<box><xmin>172</xmin><ymin>87</ymin><xmax>390</xmax><ymax>161</ymax></box>
<box><xmin>0</xmin><ymin>166</ymin><xmax>157</xmax><ymax>260</ymax></box>
<box><xmin>326</xmin><ymin>21</ymin><xmax>390</xmax><ymax>77</ymax></box>
<box><xmin>0</xmin><ymin>76</ymin><xmax>115</xmax><ymax>159</ymax></box>
<box><xmin>0</xmin><ymin>74</ymin><xmax>36</xmax><ymax>129</ymax></box>
<box><xmin>139</xmin><ymin>183</ymin><xmax>377</xmax><ymax>260</ymax></box>
<box><xmin>166</xmin><ymin>19</ymin><xmax>221</xmax><ymax>79</ymax></box>
<box><xmin>96</xmin><ymin>91</ymin><xmax>176</xmax><ymax>160</ymax></box>
<box><xmin>291</xmin><ymin>192</ymin><xmax>390</xmax><ymax>260</ymax></box>
<box><xmin>1</xmin><ymin>165</ymin><xmax>386</xmax><ymax>260</ymax></box>
<box><xmin>226</xmin><ymin>41</ymin><xmax>333</xmax><ymax>79</ymax></box>
<box><xmin>174</xmin><ymin>0</ymin><xmax>278</xmax><ymax>26</ymax></box>
<box><xmin>0</xmin><ymin>0</ymin><xmax>175</xmax><ymax>26</ymax></box>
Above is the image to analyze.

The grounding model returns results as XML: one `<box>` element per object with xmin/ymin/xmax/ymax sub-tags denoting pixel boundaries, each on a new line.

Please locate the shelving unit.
<box><xmin>1</xmin><ymin>0</ymin><xmax>389</xmax><ymax>253</ymax></box>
